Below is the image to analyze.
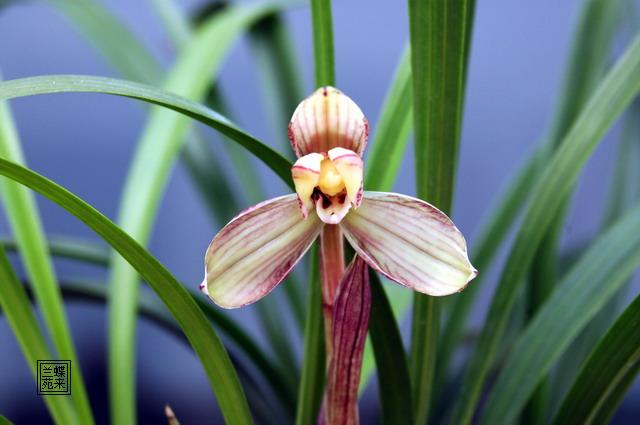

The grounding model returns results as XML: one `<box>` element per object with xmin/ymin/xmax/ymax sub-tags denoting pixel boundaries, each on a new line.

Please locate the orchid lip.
<box><xmin>291</xmin><ymin>147</ymin><xmax>363</xmax><ymax>224</ymax></box>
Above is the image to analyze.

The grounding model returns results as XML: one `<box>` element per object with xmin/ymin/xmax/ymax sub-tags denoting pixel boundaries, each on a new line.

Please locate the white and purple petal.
<box><xmin>340</xmin><ymin>192</ymin><xmax>477</xmax><ymax>296</ymax></box>
<box><xmin>202</xmin><ymin>194</ymin><xmax>323</xmax><ymax>308</ymax></box>
<box><xmin>288</xmin><ymin>87</ymin><xmax>368</xmax><ymax>157</ymax></box>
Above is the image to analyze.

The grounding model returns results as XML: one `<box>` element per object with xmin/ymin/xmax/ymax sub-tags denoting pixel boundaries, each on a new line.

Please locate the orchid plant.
<box><xmin>0</xmin><ymin>1</ymin><xmax>639</xmax><ymax>425</ymax></box>
<box><xmin>200</xmin><ymin>86</ymin><xmax>477</xmax><ymax>421</ymax></box>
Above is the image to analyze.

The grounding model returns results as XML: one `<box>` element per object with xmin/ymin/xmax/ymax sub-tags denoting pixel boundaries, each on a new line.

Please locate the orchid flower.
<box><xmin>200</xmin><ymin>86</ymin><xmax>477</xmax><ymax>308</ymax></box>
<box><xmin>201</xmin><ymin>86</ymin><xmax>477</xmax><ymax>424</ymax></box>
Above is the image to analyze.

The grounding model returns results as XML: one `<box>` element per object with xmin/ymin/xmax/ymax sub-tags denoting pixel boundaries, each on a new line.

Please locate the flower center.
<box><xmin>318</xmin><ymin>158</ymin><xmax>345</xmax><ymax>196</ymax></box>
<box><xmin>291</xmin><ymin>147</ymin><xmax>364</xmax><ymax>224</ymax></box>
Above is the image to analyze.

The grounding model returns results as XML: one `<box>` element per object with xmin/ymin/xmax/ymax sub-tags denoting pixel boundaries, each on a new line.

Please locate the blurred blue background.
<box><xmin>0</xmin><ymin>0</ymin><xmax>638</xmax><ymax>423</ymax></box>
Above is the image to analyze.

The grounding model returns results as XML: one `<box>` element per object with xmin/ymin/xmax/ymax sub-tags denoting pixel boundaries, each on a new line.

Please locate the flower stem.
<box><xmin>320</xmin><ymin>224</ymin><xmax>345</xmax><ymax>360</ymax></box>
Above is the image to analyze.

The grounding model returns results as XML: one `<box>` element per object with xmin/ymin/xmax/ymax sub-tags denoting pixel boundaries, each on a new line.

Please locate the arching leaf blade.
<box><xmin>0</xmin><ymin>158</ymin><xmax>254</xmax><ymax>425</ymax></box>
<box><xmin>451</xmin><ymin>33</ymin><xmax>640</xmax><ymax>425</ymax></box>
<box><xmin>106</xmin><ymin>4</ymin><xmax>294</xmax><ymax>422</ymax></box>
<box><xmin>0</xmin><ymin>97</ymin><xmax>94</xmax><ymax>424</ymax></box>
<box><xmin>0</xmin><ymin>75</ymin><xmax>292</xmax><ymax>184</ymax></box>
<box><xmin>553</xmin><ymin>293</ymin><xmax>640</xmax><ymax>425</ymax></box>
<box><xmin>478</xmin><ymin>203</ymin><xmax>640</xmax><ymax>424</ymax></box>
<box><xmin>0</xmin><ymin>247</ymin><xmax>77</xmax><ymax>425</ymax></box>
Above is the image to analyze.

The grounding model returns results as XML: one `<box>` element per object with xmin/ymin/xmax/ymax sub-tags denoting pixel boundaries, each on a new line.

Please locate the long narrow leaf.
<box><xmin>0</xmin><ymin>75</ymin><xmax>293</xmax><ymax>183</ymax></box>
<box><xmin>0</xmin><ymin>158</ymin><xmax>254</xmax><ymax>424</ymax></box>
<box><xmin>407</xmin><ymin>1</ymin><xmax>476</xmax><ymax>423</ymax></box>
<box><xmin>50</xmin><ymin>0</ymin><xmax>305</xmax><ymax>389</ymax></box>
<box><xmin>438</xmin><ymin>147</ymin><xmax>544</xmax><ymax>380</ymax></box>
<box><xmin>524</xmin><ymin>8</ymin><xmax>624</xmax><ymax>417</ymax></box>
<box><xmin>1</xmin><ymin>237</ymin><xmax>109</xmax><ymax>266</ymax></box>
<box><xmin>250</xmin><ymin>14</ymin><xmax>304</xmax><ymax>154</ymax></box>
<box><xmin>295</xmin><ymin>246</ymin><xmax>325</xmax><ymax>425</ymax></box>
<box><xmin>147</xmin><ymin>0</ymin><xmax>191</xmax><ymax>50</ymax></box>
<box><xmin>0</xmin><ymin>97</ymin><xmax>93</xmax><ymax>424</ymax></box>
<box><xmin>44</xmin><ymin>0</ymin><xmax>162</xmax><ymax>83</ymax></box>
<box><xmin>440</xmin><ymin>0</ymin><xmax>624</xmax><ymax>388</ymax></box>
<box><xmin>0</xmin><ymin>247</ymin><xmax>76</xmax><ymax>425</ymax></box>
<box><xmin>359</xmin><ymin>46</ymin><xmax>414</xmax><ymax>388</ymax></box>
<box><xmin>106</xmin><ymin>4</ymin><xmax>293</xmax><ymax>421</ymax></box>
<box><xmin>5</xmin><ymin>277</ymin><xmax>296</xmax><ymax>413</ymax></box>
<box><xmin>552</xmin><ymin>100</ymin><xmax>640</xmax><ymax>408</ymax></box>
<box><xmin>364</xmin><ymin>46</ymin><xmax>412</xmax><ymax>192</ymax></box>
<box><xmin>47</xmin><ymin>0</ymin><xmax>250</xmax><ymax>233</ymax></box>
<box><xmin>369</xmin><ymin>271</ymin><xmax>413</xmax><ymax>425</ymax></box>
<box><xmin>151</xmin><ymin>0</ymin><xmax>304</xmax><ymax>393</ymax></box>
<box><xmin>478</xmin><ymin>203</ymin><xmax>640</xmax><ymax>424</ymax></box>
<box><xmin>552</xmin><ymin>293</ymin><xmax>640</xmax><ymax>425</ymax></box>
<box><xmin>310</xmin><ymin>0</ymin><xmax>335</xmax><ymax>87</ymax></box>
<box><xmin>527</xmin><ymin>0</ymin><xmax>621</xmax><ymax>352</ymax></box>
<box><xmin>108</xmin><ymin>3</ymin><xmax>292</xmax><ymax>418</ymax></box>
<box><xmin>452</xmin><ymin>34</ymin><xmax>640</xmax><ymax>425</ymax></box>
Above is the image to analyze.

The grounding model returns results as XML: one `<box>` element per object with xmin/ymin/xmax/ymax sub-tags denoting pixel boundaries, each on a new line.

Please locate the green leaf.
<box><xmin>1</xmin><ymin>237</ymin><xmax>109</xmax><ymax>266</ymax></box>
<box><xmin>181</xmin><ymin>132</ymin><xmax>243</xmax><ymax>223</ymax></box>
<box><xmin>151</xmin><ymin>0</ymin><xmax>264</xmax><ymax>217</ymax></box>
<box><xmin>451</xmin><ymin>33</ymin><xmax>640</xmax><ymax>425</ymax></box>
<box><xmin>147</xmin><ymin>0</ymin><xmax>192</xmax><ymax>51</ymax></box>
<box><xmin>310</xmin><ymin>0</ymin><xmax>335</xmax><ymax>86</ymax></box>
<box><xmin>440</xmin><ymin>0</ymin><xmax>623</xmax><ymax>395</ymax></box>
<box><xmin>107</xmin><ymin>6</ymin><xmax>294</xmax><ymax>419</ymax></box>
<box><xmin>438</xmin><ymin>147</ymin><xmax>544</xmax><ymax>384</ymax></box>
<box><xmin>0</xmin><ymin>97</ymin><xmax>94</xmax><ymax>424</ymax></box>
<box><xmin>0</xmin><ymin>415</ymin><xmax>14</xmax><ymax>425</ymax></box>
<box><xmin>526</xmin><ymin>0</ymin><xmax>622</xmax><ymax>388</ymax></box>
<box><xmin>249</xmin><ymin>13</ymin><xmax>304</xmax><ymax>154</ymax></box>
<box><xmin>369</xmin><ymin>271</ymin><xmax>413</xmax><ymax>425</ymax></box>
<box><xmin>553</xmin><ymin>293</ymin><xmax>640</xmax><ymax>425</ymax></box>
<box><xmin>173</xmin><ymin>1</ymin><xmax>305</xmax><ymax>404</ymax></box>
<box><xmin>10</xmin><ymin>277</ymin><xmax>296</xmax><ymax>413</ymax></box>
<box><xmin>295</xmin><ymin>246</ymin><xmax>326</xmax><ymax>425</ymax></box>
<box><xmin>551</xmin><ymin>100</ymin><xmax>640</xmax><ymax>410</ymax></box>
<box><xmin>547</xmin><ymin>0</ymin><xmax>621</xmax><ymax>144</ymax></box>
<box><xmin>477</xmin><ymin>202</ymin><xmax>640</xmax><ymax>425</ymax></box>
<box><xmin>364</xmin><ymin>46</ymin><xmax>412</xmax><ymax>192</ymax></box>
<box><xmin>0</xmin><ymin>247</ymin><xmax>76</xmax><ymax>425</ymax></box>
<box><xmin>0</xmin><ymin>158</ymin><xmax>254</xmax><ymax>424</ymax></box>
<box><xmin>0</xmin><ymin>75</ymin><xmax>293</xmax><ymax>183</ymax></box>
<box><xmin>359</xmin><ymin>46</ymin><xmax>414</xmax><ymax>390</ymax></box>
<box><xmin>46</xmin><ymin>0</ymin><xmax>251</xmax><ymax>228</ymax></box>
<box><xmin>44</xmin><ymin>0</ymin><xmax>162</xmax><ymax>83</ymax></box>
<box><xmin>407</xmin><ymin>1</ymin><xmax>476</xmax><ymax>423</ymax></box>
<box><xmin>151</xmin><ymin>0</ymin><xmax>304</xmax><ymax>384</ymax></box>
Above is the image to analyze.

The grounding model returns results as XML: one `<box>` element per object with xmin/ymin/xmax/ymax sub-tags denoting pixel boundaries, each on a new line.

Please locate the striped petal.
<box><xmin>201</xmin><ymin>194</ymin><xmax>323</xmax><ymax>308</ymax></box>
<box><xmin>340</xmin><ymin>192</ymin><xmax>477</xmax><ymax>296</ymax></box>
<box><xmin>288</xmin><ymin>86</ymin><xmax>368</xmax><ymax>157</ymax></box>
